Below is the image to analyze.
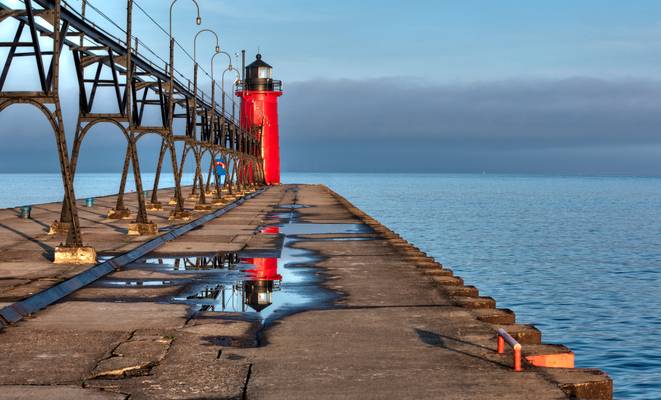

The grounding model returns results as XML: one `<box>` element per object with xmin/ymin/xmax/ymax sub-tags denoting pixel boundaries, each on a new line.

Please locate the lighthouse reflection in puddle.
<box><xmin>173</xmin><ymin>223</ymin><xmax>334</xmax><ymax>320</ymax></box>
<box><xmin>182</xmin><ymin>255</ymin><xmax>282</xmax><ymax>314</ymax></box>
<box><xmin>241</xmin><ymin>256</ymin><xmax>282</xmax><ymax>312</ymax></box>
<box><xmin>242</xmin><ymin>225</ymin><xmax>284</xmax><ymax>312</ymax></box>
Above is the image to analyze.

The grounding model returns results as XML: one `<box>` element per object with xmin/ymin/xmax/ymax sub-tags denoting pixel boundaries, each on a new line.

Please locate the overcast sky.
<box><xmin>1</xmin><ymin>0</ymin><xmax>661</xmax><ymax>175</ymax></box>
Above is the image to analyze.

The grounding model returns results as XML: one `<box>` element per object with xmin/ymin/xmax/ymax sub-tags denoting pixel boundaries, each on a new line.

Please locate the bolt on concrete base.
<box><xmin>54</xmin><ymin>246</ymin><xmax>97</xmax><ymax>265</ymax></box>
<box><xmin>168</xmin><ymin>210</ymin><xmax>193</xmax><ymax>221</ymax></box>
<box><xmin>146</xmin><ymin>202</ymin><xmax>163</xmax><ymax>211</ymax></box>
<box><xmin>127</xmin><ymin>222</ymin><xmax>158</xmax><ymax>236</ymax></box>
<box><xmin>107</xmin><ymin>208</ymin><xmax>131</xmax><ymax>220</ymax></box>
<box><xmin>48</xmin><ymin>221</ymin><xmax>70</xmax><ymax>235</ymax></box>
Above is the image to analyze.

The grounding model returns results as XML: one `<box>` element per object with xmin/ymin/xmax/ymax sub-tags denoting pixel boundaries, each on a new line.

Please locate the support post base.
<box><xmin>147</xmin><ymin>202</ymin><xmax>163</xmax><ymax>211</ymax></box>
<box><xmin>48</xmin><ymin>221</ymin><xmax>70</xmax><ymax>235</ymax></box>
<box><xmin>107</xmin><ymin>208</ymin><xmax>132</xmax><ymax>220</ymax></box>
<box><xmin>54</xmin><ymin>246</ymin><xmax>97</xmax><ymax>265</ymax></box>
<box><xmin>168</xmin><ymin>197</ymin><xmax>178</xmax><ymax>205</ymax></box>
<box><xmin>168</xmin><ymin>210</ymin><xmax>193</xmax><ymax>221</ymax></box>
<box><xmin>127</xmin><ymin>222</ymin><xmax>158</xmax><ymax>236</ymax></box>
<box><xmin>194</xmin><ymin>203</ymin><xmax>212</xmax><ymax>211</ymax></box>
<box><xmin>187</xmin><ymin>195</ymin><xmax>200</xmax><ymax>201</ymax></box>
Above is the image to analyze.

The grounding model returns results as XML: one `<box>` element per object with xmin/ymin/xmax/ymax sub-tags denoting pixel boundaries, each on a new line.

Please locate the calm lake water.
<box><xmin>1</xmin><ymin>172</ymin><xmax>659</xmax><ymax>399</ymax></box>
<box><xmin>0</xmin><ymin>172</ymin><xmax>197</xmax><ymax>207</ymax></box>
<box><xmin>285</xmin><ymin>173</ymin><xmax>661</xmax><ymax>400</ymax></box>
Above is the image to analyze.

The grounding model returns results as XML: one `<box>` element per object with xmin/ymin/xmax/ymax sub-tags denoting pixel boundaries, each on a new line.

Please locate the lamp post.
<box><xmin>209</xmin><ymin>50</ymin><xmax>234</xmax><ymax>198</ymax></box>
<box><xmin>164</xmin><ymin>0</ymin><xmax>201</xmax><ymax>216</ymax></box>
<box><xmin>221</xmin><ymin>68</ymin><xmax>241</xmax><ymax>192</ymax></box>
<box><xmin>222</xmin><ymin>66</ymin><xmax>241</xmax><ymax>100</ymax></box>
<box><xmin>190</xmin><ymin>29</ymin><xmax>220</xmax><ymax>204</ymax></box>
<box><xmin>169</xmin><ymin>0</ymin><xmax>201</xmax><ymax>41</ymax></box>
<box><xmin>194</xmin><ymin>29</ymin><xmax>220</xmax><ymax>67</ymax></box>
<box><xmin>211</xmin><ymin>50</ymin><xmax>232</xmax><ymax>79</ymax></box>
<box><xmin>210</xmin><ymin>51</ymin><xmax>233</xmax><ymax>149</ymax></box>
<box><xmin>211</xmin><ymin>51</ymin><xmax>234</xmax><ymax>119</ymax></box>
<box><xmin>193</xmin><ymin>29</ymin><xmax>220</xmax><ymax>138</ymax></box>
<box><xmin>168</xmin><ymin>0</ymin><xmax>202</xmax><ymax>127</ymax></box>
<box><xmin>211</xmin><ymin>50</ymin><xmax>232</xmax><ymax>90</ymax></box>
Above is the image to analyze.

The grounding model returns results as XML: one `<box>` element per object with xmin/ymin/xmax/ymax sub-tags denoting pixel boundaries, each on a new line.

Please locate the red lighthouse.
<box><xmin>237</xmin><ymin>54</ymin><xmax>283</xmax><ymax>184</ymax></box>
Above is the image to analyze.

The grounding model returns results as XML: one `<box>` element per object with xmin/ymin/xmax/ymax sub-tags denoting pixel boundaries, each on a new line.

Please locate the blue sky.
<box><xmin>2</xmin><ymin>0</ymin><xmax>661</xmax><ymax>174</ymax></box>
<box><xmin>54</xmin><ymin>0</ymin><xmax>661</xmax><ymax>82</ymax></box>
<box><xmin>191</xmin><ymin>0</ymin><xmax>661</xmax><ymax>82</ymax></box>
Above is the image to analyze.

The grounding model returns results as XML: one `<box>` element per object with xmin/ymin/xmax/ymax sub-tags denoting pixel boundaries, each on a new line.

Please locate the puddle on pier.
<box><xmin>134</xmin><ymin>252</ymin><xmax>242</xmax><ymax>272</ymax></box>
<box><xmin>277</xmin><ymin>204</ymin><xmax>310</xmax><ymax>209</ymax></box>
<box><xmin>167</xmin><ymin>244</ymin><xmax>332</xmax><ymax>322</ymax></box>
<box><xmin>102</xmin><ymin>280</ymin><xmax>175</xmax><ymax>287</ymax></box>
<box><xmin>262</xmin><ymin>212</ymin><xmax>292</xmax><ymax>223</ymax></box>
<box><xmin>171</xmin><ymin>257</ymin><xmax>286</xmax><ymax>315</ymax></box>
<box><xmin>99</xmin><ymin>203</ymin><xmax>374</xmax><ymax>323</ymax></box>
<box><xmin>211</xmin><ymin>205</ymin><xmax>376</xmax><ymax>322</ymax></box>
<box><xmin>276</xmin><ymin>223</ymin><xmax>370</xmax><ymax>236</ymax></box>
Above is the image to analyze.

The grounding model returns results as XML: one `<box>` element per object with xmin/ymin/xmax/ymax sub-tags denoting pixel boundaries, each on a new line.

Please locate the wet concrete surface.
<box><xmin>0</xmin><ymin>187</ymin><xmax>282</xmax><ymax>399</ymax></box>
<box><xmin>0</xmin><ymin>186</ymin><xmax>198</xmax><ymax>304</ymax></box>
<box><xmin>0</xmin><ymin>184</ymin><xmax>611</xmax><ymax>399</ymax></box>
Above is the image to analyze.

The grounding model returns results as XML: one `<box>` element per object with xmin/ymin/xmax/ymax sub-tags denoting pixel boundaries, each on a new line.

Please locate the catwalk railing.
<box><xmin>0</xmin><ymin>0</ymin><xmax>265</xmax><ymax>258</ymax></box>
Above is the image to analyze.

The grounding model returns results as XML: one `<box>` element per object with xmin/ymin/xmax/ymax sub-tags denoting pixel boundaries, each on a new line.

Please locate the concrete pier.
<box><xmin>0</xmin><ymin>185</ymin><xmax>611</xmax><ymax>399</ymax></box>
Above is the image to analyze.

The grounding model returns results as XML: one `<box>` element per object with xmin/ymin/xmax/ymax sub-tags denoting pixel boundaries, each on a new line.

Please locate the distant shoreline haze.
<box><xmin>2</xmin><ymin>77</ymin><xmax>661</xmax><ymax>176</ymax></box>
<box><xmin>0</xmin><ymin>172</ymin><xmax>660</xmax><ymax>210</ymax></box>
<box><xmin>1</xmin><ymin>171</ymin><xmax>660</xmax><ymax>178</ymax></box>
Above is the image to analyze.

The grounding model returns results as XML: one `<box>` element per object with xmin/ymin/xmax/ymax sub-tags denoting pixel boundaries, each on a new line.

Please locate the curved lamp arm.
<box><xmin>194</xmin><ymin>28</ymin><xmax>220</xmax><ymax>64</ymax></box>
<box><xmin>169</xmin><ymin>0</ymin><xmax>201</xmax><ymax>40</ymax></box>
<box><xmin>221</xmin><ymin>65</ymin><xmax>241</xmax><ymax>93</ymax></box>
<box><xmin>211</xmin><ymin>50</ymin><xmax>234</xmax><ymax>81</ymax></box>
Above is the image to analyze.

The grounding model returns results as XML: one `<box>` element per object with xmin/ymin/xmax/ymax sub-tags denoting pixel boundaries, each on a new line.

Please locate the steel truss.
<box><xmin>0</xmin><ymin>0</ymin><xmax>265</xmax><ymax>257</ymax></box>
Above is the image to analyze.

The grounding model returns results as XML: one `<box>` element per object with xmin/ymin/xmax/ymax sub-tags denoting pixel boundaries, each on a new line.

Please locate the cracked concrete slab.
<box><xmin>0</xmin><ymin>385</ymin><xmax>127</xmax><ymax>400</ymax></box>
<box><xmin>91</xmin><ymin>333</ymin><xmax>172</xmax><ymax>379</ymax></box>
<box><xmin>18</xmin><ymin>302</ymin><xmax>190</xmax><ymax>332</ymax></box>
<box><xmin>0</xmin><ymin>328</ymin><xmax>126</xmax><ymax>385</ymax></box>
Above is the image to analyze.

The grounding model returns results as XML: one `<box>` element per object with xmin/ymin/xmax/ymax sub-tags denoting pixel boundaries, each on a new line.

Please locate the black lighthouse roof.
<box><xmin>240</xmin><ymin>53</ymin><xmax>282</xmax><ymax>92</ymax></box>
<box><xmin>247</xmin><ymin>53</ymin><xmax>272</xmax><ymax>69</ymax></box>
